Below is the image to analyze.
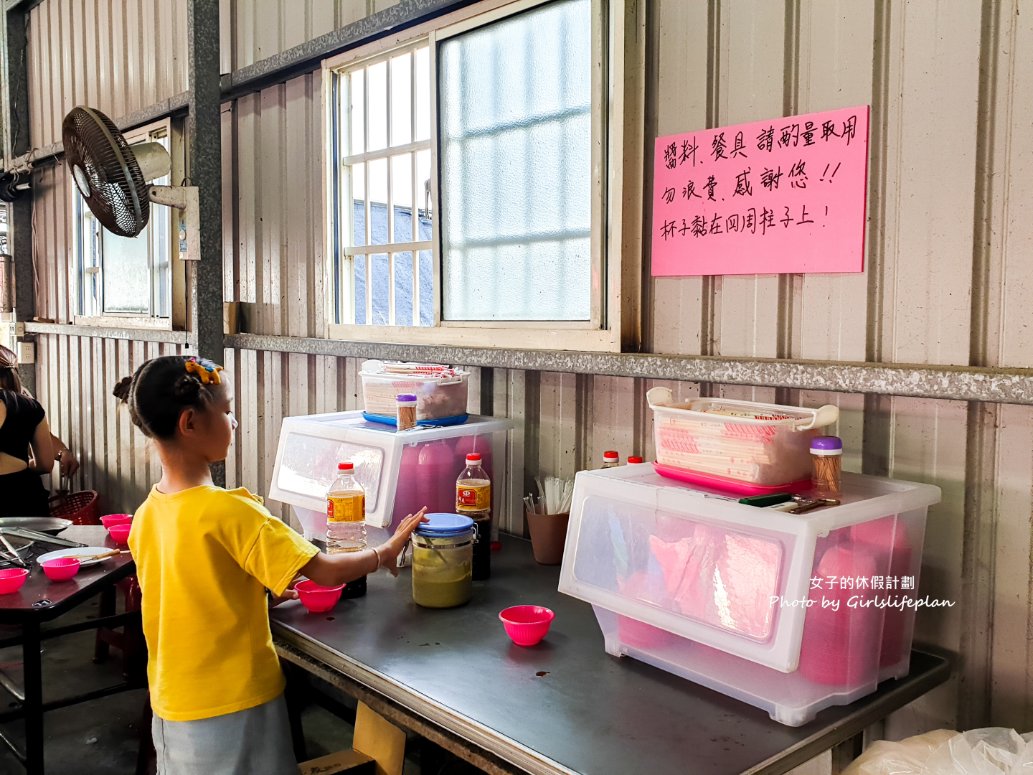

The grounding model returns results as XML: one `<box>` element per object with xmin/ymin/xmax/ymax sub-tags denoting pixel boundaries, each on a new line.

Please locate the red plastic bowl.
<box><xmin>100</xmin><ymin>514</ymin><xmax>134</xmax><ymax>529</ymax></box>
<box><xmin>295</xmin><ymin>580</ymin><xmax>345</xmax><ymax>613</ymax></box>
<box><xmin>42</xmin><ymin>557</ymin><xmax>80</xmax><ymax>581</ymax></box>
<box><xmin>0</xmin><ymin>568</ymin><xmax>29</xmax><ymax>594</ymax></box>
<box><xmin>499</xmin><ymin>605</ymin><xmax>555</xmax><ymax>647</ymax></box>
<box><xmin>108</xmin><ymin>523</ymin><xmax>132</xmax><ymax>545</ymax></box>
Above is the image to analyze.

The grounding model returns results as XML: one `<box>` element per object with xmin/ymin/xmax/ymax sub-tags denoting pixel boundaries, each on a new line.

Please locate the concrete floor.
<box><xmin>0</xmin><ymin>595</ymin><xmax>482</xmax><ymax>775</ymax></box>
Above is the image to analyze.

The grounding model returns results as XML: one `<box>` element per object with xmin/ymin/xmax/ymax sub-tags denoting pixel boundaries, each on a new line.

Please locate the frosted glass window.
<box><xmin>438</xmin><ymin>0</ymin><xmax>592</xmax><ymax>321</ymax></box>
<box><xmin>102</xmin><ymin>232</ymin><xmax>150</xmax><ymax>313</ymax></box>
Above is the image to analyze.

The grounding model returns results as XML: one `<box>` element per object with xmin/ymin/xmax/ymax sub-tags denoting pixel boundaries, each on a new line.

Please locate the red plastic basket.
<box><xmin>49</xmin><ymin>489</ymin><xmax>101</xmax><ymax>525</ymax></box>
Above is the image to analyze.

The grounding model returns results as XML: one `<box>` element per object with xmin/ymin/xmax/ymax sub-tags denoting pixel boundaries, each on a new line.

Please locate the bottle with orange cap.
<box><xmin>327</xmin><ymin>461</ymin><xmax>368</xmax><ymax>597</ymax></box>
<box><xmin>456</xmin><ymin>452</ymin><xmax>491</xmax><ymax>580</ymax></box>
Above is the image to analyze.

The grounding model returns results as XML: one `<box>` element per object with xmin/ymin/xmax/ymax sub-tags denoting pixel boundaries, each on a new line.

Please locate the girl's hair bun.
<box><xmin>112</xmin><ymin>376</ymin><xmax>134</xmax><ymax>403</ymax></box>
<box><xmin>173</xmin><ymin>373</ymin><xmax>203</xmax><ymax>404</ymax></box>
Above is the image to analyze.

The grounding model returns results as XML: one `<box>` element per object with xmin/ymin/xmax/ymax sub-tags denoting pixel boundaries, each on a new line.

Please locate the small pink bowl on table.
<box><xmin>0</xmin><ymin>568</ymin><xmax>29</xmax><ymax>594</ymax></box>
<box><xmin>499</xmin><ymin>605</ymin><xmax>555</xmax><ymax>647</ymax></box>
<box><xmin>100</xmin><ymin>514</ymin><xmax>133</xmax><ymax>529</ymax></box>
<box><xmin>42</xmin><ymin>557</ymin><xmax>80</xmax><ymax>582</ymax></box>
<box><xmin>108</xmin><ymin>523</ymin><xmax>132</xmax><ymax>545</ymax></box>
<box><xmin>295</xmin><ymin>580</ymin><xmax>345</xmax><ymax>613</ymax></box>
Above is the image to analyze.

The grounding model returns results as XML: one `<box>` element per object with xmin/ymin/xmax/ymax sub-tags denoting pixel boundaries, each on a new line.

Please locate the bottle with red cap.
<box><xmin>327</xmin><ymin>462</ymin><xmax>368</xmax><ymax>596</ymax></box>
<box><xmin>627</xmin><ymin>455</ymin><xmax>644</xmax><ymax>464</ymax></box>
<box><xmin>601</xmin><ymin>450</ymin><xmax>621</xmax><ymax>469</ymax></box>
<box><xmin>456</xmin><ymin>452</ymin><xmax>491</xmax><ymax>580</ymax></box>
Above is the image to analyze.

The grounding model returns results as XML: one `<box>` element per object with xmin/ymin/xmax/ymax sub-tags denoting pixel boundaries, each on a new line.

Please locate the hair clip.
<box><xmin>184</xmin><ymin>357</ymin><xmax>223</xmax><ymax>385</ymax></box>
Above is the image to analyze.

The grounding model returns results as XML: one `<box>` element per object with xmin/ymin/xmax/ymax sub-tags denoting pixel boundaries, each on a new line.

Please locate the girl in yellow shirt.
<box><xmin>113</xmin><ymin>355</ymin><xmax>426</xmax><ymax>775</ymax></box>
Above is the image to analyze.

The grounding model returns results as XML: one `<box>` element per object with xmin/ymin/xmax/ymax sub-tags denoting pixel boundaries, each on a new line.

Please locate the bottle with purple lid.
<box><xmin>810</xmin><ymin>435</ymin><xmax>843</xmax><ymax>498</ymax></box>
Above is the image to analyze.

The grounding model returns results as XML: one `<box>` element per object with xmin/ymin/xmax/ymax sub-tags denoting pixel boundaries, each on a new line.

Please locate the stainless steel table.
<box><xmin>272</xmin><ymin>538</ymin><xmax>950</xmax><ymax>775</ymax></box>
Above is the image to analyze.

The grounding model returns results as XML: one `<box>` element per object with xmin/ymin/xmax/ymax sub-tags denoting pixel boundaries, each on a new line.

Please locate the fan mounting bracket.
<box><xmin>149</xmin><ymin>185</ymin><xmax>199</xmax><ymax>262</ymax></box>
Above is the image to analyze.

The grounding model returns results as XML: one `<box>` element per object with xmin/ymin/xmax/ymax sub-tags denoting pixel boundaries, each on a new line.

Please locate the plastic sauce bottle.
<box><xmin>601</xmin><ymin>450</ymin><xmax>621</xmax><ymax>468</ymax></box>
<box><xmin>327</xmin><ymin>462</ymin><xmax>368</xmax><ymax>597</ymax></box>
<box><xmin>456</xmin><ymin>452</ymin><xmax>491</xmax><ymax>580</ymax></box>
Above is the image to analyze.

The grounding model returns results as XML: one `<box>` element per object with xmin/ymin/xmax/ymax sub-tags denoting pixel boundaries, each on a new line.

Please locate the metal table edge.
<box><xmin>274</xmin><ymin>623</ymin><xmax>576</xmax><ymax>775</ymax></box>
<box><xmin>743</xmin><ymin>650</ymin><xmax>953</xmax><ymax>775</ymax></box>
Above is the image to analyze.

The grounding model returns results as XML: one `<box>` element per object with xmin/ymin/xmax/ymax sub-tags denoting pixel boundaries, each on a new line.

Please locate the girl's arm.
<box><xmin>300</xmin><ymin>508</ymin><xmax>428</xmax><ymax>588</ymax></box>
<box><xmin>28</xmin><ymin>419</ymin><xmax>56</xmax><ymax>474</ymax></box>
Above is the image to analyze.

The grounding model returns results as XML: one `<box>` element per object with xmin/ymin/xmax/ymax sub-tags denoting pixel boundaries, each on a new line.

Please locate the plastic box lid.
<box><xmin>268</xmin><ymin>411</ymin><xmax>511</xmax><ymax>528</ymax></box>
<box><xmin>557</xmin><ymin>465</ymin><xmax>940</xmax><ymax>672</ymax></box>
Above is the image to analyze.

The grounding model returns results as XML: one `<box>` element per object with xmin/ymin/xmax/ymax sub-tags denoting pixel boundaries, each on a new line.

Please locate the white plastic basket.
<box><xmin>646</xmin><ymin>387</ymin><xmax>838</xmax><ymax>493</ymax></box>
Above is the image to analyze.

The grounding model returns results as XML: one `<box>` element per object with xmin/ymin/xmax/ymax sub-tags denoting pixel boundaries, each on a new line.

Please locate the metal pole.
<box><xmin>187</xmin><ymin>0</ymin><xmax>224</xmax><ymax>484</ymax></box>
<box><xmin>3</xmin><ymin>3</ymin><xmax>34</xmax><ymax>395</ymax></box>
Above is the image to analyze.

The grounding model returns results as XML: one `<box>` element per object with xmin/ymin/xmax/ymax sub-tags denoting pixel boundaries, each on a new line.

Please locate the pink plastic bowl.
<box><xmin>100</xmin><ymin>514</ymin><xmax>133</xmax><ymax>529</ymax></box>
<box><xmin>295</xmin><ymin>580</ymin><xmax>345</xmax><ymax>613</ymax></box>
<box><xmin>499</xmin><ymin>605</ymin><xmax>555</xmax><ymax>647</ymax></box>
<box><xmin>108</xmin><ymin>523</ymin><xmax>132</xmax><ymax>545</ymax></box>
<box><xmin>0</xmin><ymin>568</ymin><xmax>29</xmax><ymax>594</ymax></box>
<box><xmin>42</xmin><ymin>557</ymin><xmax>80</xmax><ymax>582</ymax></box>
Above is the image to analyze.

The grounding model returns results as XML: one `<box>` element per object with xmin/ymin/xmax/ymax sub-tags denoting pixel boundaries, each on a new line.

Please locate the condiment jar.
<box><xmin>395</xmin><ymin>393</ymin><xmax>418</xmax><ymax>431</ymax></box>
<box><xmin>412</xmin><ymin>513</ymin><xmax>475</xmax><ymax>609</ymax></box>
<box><xmin>810</xmin><ymin>436</ymin><xmax>843</xmax><ymax>498</ymax></box>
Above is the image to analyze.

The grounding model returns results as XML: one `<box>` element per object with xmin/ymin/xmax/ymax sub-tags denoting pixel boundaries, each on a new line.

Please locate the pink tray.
<box><xmin>652</xmin><ymin>462</ymin><xmax>811</xmax><ymax>497</ymax></box>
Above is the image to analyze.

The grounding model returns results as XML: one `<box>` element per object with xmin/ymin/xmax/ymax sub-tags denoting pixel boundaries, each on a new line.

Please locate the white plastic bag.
<box><xmin>842</xmin><ymin>728</ymin><xmax>1033</xmax><ymax>775</ymax></box>
<box><xmin>842</xmin><ymin>730</ymin><xmax>957</xmax><ymax>775</ymax></box>
<box><xmin>925</xmin><ymin>728</ymin><xmax>1033</xmax><ymax>774</ymax></box>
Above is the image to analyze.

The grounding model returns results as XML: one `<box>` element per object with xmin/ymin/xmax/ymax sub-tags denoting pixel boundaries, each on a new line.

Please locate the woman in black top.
<box><xmin>0</xmin><ymin>348</ymin><xmax>54</xmax><ymax>517</ymax></box>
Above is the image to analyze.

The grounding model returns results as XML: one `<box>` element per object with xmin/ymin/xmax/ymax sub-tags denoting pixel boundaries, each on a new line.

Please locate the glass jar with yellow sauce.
<box><xmin>411</xmin><ymin>513</ymin><xmax>475</xmax><ymax>609</ymax></box>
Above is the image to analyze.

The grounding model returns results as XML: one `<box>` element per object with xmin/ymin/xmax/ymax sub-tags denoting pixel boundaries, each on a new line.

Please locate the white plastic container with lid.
<box><xmin>360</xmin><ymin>360</ymin><xmax>470</xmax><ymax>425</ymax></box>
<box><xmin>268</xmin><ymin>411</ymin><xmax>511</xmax><ymax>539</ymax></box>
<box><xmin>646</xmin><ymin>387</ymin><xmax>838</xmax><ymax>495</ymax></box>
<box><xmin>558</xmin><ymin>464</ymin><xmax>940</xmax><ymax>725</ymax></box>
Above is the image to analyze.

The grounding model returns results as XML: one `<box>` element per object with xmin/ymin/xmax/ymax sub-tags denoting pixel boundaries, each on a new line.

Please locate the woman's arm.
<box><xmin>29</xmin><ymin>418</ymin><xmax>56</xmax><ymax>473</ymax></box>
<box><xmin>300</xmin><ymin>508</ymin><xmax>427</xmax><ymax>588</ymax></box>
<box><xmin>51</xmin><ymin>435</ymin><xmax>79</xmax><ymax>476</ymax></box>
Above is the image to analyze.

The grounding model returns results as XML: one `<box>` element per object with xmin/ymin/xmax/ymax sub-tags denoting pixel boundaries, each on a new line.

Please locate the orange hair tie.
<box><xmin>184</xmin><ymin>357</ymin><xmax>223</xmax><ymax>385</ymax></box>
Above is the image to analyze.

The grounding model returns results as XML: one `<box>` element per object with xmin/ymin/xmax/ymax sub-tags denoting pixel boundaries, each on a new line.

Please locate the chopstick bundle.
<box><xmin>530</xmin><ymin>476</ymin><xmax>574</xmax><ymax>515</ymax></box>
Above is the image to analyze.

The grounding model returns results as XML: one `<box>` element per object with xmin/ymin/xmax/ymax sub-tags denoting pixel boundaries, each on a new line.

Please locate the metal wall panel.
<box><xmin>231</xmin><ymin>74</ymin><xmax>326</xmax><ymax>337</ymax></box>
<box><xmin>26</xmin><ymin>0</ymin><xmax>189</xmax><ymax>148</ymax></box>
<box><xmin>226</xmin><ymin>0</ymin><xmax>378</xmax><ymax>71</ymax></box>
<box><xmin>31</xmin><ymin>164</ymin><xmax>73</xmax><ymax>324</ymax></box>
<box><xmin>33</xmin><ymin>334</ymin><xmax>185</xmax><ymax>514</ymax></box>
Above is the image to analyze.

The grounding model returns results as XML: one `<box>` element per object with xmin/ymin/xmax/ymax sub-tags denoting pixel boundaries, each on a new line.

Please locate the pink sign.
<box><xmin>651</xmin><ymin>105</ymin><xmax>870</xmax><ymax>276</ymax></box>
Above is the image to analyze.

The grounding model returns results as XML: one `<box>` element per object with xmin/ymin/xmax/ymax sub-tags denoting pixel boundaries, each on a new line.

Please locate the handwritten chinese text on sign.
<box><xmin>651</xmin><ymin>105</ymin><xmax>870</xmax><ymax>277</ymax></box>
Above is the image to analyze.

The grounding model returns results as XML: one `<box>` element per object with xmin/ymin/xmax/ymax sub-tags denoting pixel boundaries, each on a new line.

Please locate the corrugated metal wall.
<box><xmin>26</xmin><ymin>0</ymin><xmax>189</xmax><ymax>149</ymax></box>
<box><xmin>222</xmin><ymin>0</ymin><xmax>398</xmax><ymax>72</ymax></box>
<box><xmin>22</xmin><ymin>0</ymin><xmax>1033</xmax><ymax>741</ymax></box>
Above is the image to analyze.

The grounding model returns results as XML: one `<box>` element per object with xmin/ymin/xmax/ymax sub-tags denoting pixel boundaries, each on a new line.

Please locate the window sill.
<box><xmin>326</xmin><ymin>323</ymin><xmax>621</xmax><ymax>352</ymax></box>
<box><xmin>24</xmin><ymin>321</ymin><xmax>190</xmax><ymax>345</ymax></box>
<box><xmin>73</xmin><ymin>315</ymin><xmax>173</xmax><ymax>330</ymax></box>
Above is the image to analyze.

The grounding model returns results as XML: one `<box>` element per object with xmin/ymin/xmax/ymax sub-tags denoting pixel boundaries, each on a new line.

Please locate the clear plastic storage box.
<box><xmin>558</xmin><ymin>465</ymin><xmax>940</xmax><ymax>725</ymax></box>
<box><xmin>646</xmin><ymin>387</ymin><xmax>838</xmax><ymax>495</ymax></box>
<box><xmin>269</xmin><ymin>411</ymin><xmax>511</xmax><ymax>538</ymax></box>
<box><xmin>360</xmin><ymin>360</ymin><xmax>470</xmax><ymax>425</ymax></box>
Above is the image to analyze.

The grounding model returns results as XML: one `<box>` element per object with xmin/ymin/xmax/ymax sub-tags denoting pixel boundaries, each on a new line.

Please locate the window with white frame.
<box><xmin>326</xmin><ymin>0</ymin><xmax>617</xmax><ymax>346</ymax></box>
<box><xmin>73</xmin><ymin>125</ymin><xmax>172</xmax><ymax>320</ymax></box>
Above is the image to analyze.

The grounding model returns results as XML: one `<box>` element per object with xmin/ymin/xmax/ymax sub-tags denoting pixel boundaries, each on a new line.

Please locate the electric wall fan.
<box><xmin>62</xmin><ymin>106</ymin><xmax>197</xmax><ymax>257</ymax></box>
